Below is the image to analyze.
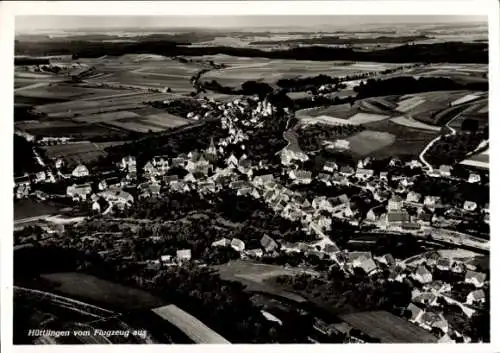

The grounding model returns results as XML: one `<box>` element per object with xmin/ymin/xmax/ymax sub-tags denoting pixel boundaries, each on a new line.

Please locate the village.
<box><xmin>14</xmin><ymin>93</ymin><xmax>489</xmax><ymax>343</ymax></box>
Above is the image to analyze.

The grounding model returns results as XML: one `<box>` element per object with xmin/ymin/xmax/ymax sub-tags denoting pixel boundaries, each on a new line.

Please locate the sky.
<box><xmin>16</xmin><ymin>15</ymin><xmax>487</xmax><ymax>33</ymax></box>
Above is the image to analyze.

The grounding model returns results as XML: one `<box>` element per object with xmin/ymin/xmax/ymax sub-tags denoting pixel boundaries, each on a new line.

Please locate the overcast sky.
<box><xmin>16</xmin><ymin>15</ymin><xmax>486</xmax><ymax>33</ymax></box>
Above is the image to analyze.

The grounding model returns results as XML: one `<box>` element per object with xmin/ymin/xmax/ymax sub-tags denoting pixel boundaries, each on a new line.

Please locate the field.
<box><xmin>214</xmin><ymin>260</ymin><xmax>308</xmax><ymax>303</ymax></box>
<box><xmin>14</xmin><ymin>199</ymin><xmax>69</xmax><ymax>220</ymax></box>
<box><xmin>345</xmin><ymin>130</ymin><xmax>396</xmax><ymax>156</ymax></box>
<box><xmin>390</xmin><ymin>116</ymin><xmax>441</xmax><ymax>131</ymax></box>
<box><xmin>15</xmin><ymin>85</ymin><xmax>124</xmax><ymax>101</ymax></box>
<box><xmin>16</xmin><ymin>120</ymin><xmax>118</xmax><ymax>139</ymax></box>
<box><xmin>38</xmin><ymin>272</ymin><xmax>166</xmax><ymax>311</ymax></box>
<box><xmin>40</xmin><ymin>141</ymin><xmax>128</xmax><ymax>165</ymax></box>
<box><xmin>362</xmin><ymin>119</ymin><xmax>439</xmax><ymax>158</ymax></box>
<box><xmin>338</xmin><ymin>311</ymin><xmax>437</xmax><ymax>343</ymax></box>
<box><xmin>200</xmin><ymin>56</ymin><xmax>401</xmax><ymax>87</ymax></box>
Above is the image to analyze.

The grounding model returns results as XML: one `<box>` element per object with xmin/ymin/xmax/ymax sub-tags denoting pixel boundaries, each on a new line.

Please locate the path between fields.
<box><xmin>418</xmin><ymin>113</ymin><xmax>458</xmax><ymax>171</ymax></box>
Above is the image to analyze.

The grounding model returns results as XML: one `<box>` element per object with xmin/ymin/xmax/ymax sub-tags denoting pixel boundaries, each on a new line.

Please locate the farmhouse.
<box><xmin>72</xmin><ymin>164</ymin><xmax>89</xmax><ymax>178</ymax></box>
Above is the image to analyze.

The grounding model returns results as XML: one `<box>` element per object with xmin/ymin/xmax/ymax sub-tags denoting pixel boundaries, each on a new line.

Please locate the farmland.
<box><xmin>345</xmin><ymin>130</ymin><xmax>396</xmax><ymax>156</ymax></box>
<box><xmin>41</xmin><ymin>141</ymin><xmax>128</xmax><ymax>166</ymax></box>
<box><xmin>36</xmin><ymin>272</ymin><xmax>167</xmax><ymax>311</ymax></box>
<box><xmin>200</xmin><ymin>56</ymin><xmax>402</xmax><ymax>88</ymax></box>
<box><xmin>214</xmin><ymin>260</ymin><xmax>309</xmax><ymax>303</ymax></box>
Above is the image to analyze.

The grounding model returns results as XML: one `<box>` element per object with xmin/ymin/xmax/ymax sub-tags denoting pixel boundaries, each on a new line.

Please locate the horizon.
<box><xmin>15</xmin><ymin>15</ymin><xmax>487</xmax><ymax>34</ymax></box>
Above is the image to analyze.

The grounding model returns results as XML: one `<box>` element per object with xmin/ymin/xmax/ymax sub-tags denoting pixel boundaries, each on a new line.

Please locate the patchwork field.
<box><xmin>40</xmin><ymin>141</ymin><xmax>129</xmax><ymax>165</ymax></box>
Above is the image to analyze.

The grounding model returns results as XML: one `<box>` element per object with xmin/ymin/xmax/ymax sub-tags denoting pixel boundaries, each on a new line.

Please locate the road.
<box><xmin>418</xmin><ymin>111</ymin><xmax>458</xmax><ymax>171</ymax></box>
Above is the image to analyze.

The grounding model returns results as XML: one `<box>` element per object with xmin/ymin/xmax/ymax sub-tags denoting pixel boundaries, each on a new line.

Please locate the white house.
<box><xmin>176</xmin><ymin>249</ymin><xmax>192</xmax><ymax>262</ymax></box>
<box><xmin>463</xmin><ymin>201</ymin><xmax>477</xmax><ymax>212</ymax></box>
<box><xmin>231</xmin><ymin>238</ymin><xmax>246</xmax><ymax>252</ymax></box>
<box><xmin>72</xmin><ymin>164</ymin><xmax>89</xmax><ymax>178</ymax></box>
<box><xmin>468</xmin><ymin>173</ymin><xmax>481</xmax><ymax>184</ymax></box>
<box><xmin>388</xmin><ymin>195</ymin><xmax>404</xmax><ymax>211</ymax></box>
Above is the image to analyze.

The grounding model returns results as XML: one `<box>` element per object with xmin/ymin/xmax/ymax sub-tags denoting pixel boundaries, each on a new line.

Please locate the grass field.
<box><xmin>362</xmin><ymin>119</ymin><xmax>439</xmax><ymax>158</ymax></box>
<box><xmin>346</xmin><ymin>130</ymin><xmax>396</xmax><ymax>156</ymax></box>
<box><xmin>39</xmin><ymin>272</ymin><xmax>166</xmax><ymax>311</ymax></box>
<box><xmin>214</xmin><ymin>260</ymin><xmax>308</xmax><ymax>303</ymax></box>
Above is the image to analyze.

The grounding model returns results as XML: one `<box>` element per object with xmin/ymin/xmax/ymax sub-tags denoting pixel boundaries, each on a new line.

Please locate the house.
<box><xmin>184</xmin><ymin>173</ymin><xmax>196</xmax><ymax>183</ymax></box>
<box><xmin>92</xmin><ymin>197</ymin><xmax>109</xmax><ymax>214</ymax></box>
<box><xmin>34</xmin><ymin>171</ymin><xmax>46</xmax><ymax>183</ymax></box>
<box><xmin>71</xmin><ymin>164</ymin><xmax>89</xmax><ymax>178</ymax></box>
<box><xmin>66</xmin><ymin>183</ymin><xmax>92</xmax><ymax>201</ymax></box>
<box><xmin>451</xmin><ymin>261</ymin><xmax>466</xmax><ymax>273</ymax></box>
<box><xmin>468</xmin><ymin>173</ymin><xmax>481</xmax><ymax>184</ymax></box>
<box><xmin>463</xmin><ymin>201</ymin><xmax>477</xmax><ymax>212</ymax></box>
<box><xmin>436</xmin><ymin>258</ymin><xmax>451</xmax><ymax>271</ymax></box>
<box><xmin>439</xmin><ymin>165</ymin><xmax>452</xmax><ymax>177</ymax></box>
<box><xmin>387</xmin><ymin>211</ymin><xmax>410</xmax><ymax>224</ymax></box>
<box><xmin>54</xmin><ymin>158</ymin><xmax>64</xmax><ymax>169</ymax></box>
<box><xmin>120</xmin><ymin>155</ymin><xmax>137</xmax><ymax>171</ymax></box>
<box><xmin>366</xmin><ymin>205</ymin><xmax>386</xmax><ymax>223</ymax></box>
<box><xmin>246</xmin><ymin>249</ymin><xmax>264</xmax><ymax>258</ymax></box>
<box><xmin>374</xmin><ymin>254</ymin><xmax>395</xmax><ymax>267</ymax></box>
<box><xmin>100</xmin><ymin>189</ymin><xmax>134</xmax><ymax>208</ymax></box>
<box><xmin>237</xmin><ymin>158</ymin><xmax>253</xmax><ymax>176</ymax></box>
<box><xmin>231</xmin><ymin>238</ymin><xmax>246</xmax><ymax>252</ymax></box>
<box><xmin>323</xmin><ymin>161</ymin><xmax>338</xmax><ymax>173</ymax></box>
<box><xmin>317</xmin><ymin>173</ymin><xmax>331</xmax><ymax>185</ymax></box>
<box><xmin>339</xmin><ymin>165</ymin><xmax>355</xmax><ymax>176</ymax></box>
<box><xmin>413</xmin><ymin>265</ymin><xmax>433</xmax><ymax>284</ymax></box>
<box><xmin>143</xmin><ymin>161</ymin><xmax>158</xmax><ymax>176</ymax></box>
<box><xmin>406</xmin><ymin>191</ymin><xmax>421</xmax><ymax>203</ymax></box>
<box><xmin>261</xmin><ymin>234</ymin><xmax>279</xmax><ymax>252</ymax></box>
<box><xmin>212</xmin><ymin>238</ymin><xmax>231</xmax><ymax>247</ymax></box>
<box><xmin>417</xmin><ymin>211</ymin><xmax>432</xmax><ymax>225</ymax></box>
<box><xmin>407</xmin><ymin>160</ymin><xmax>422</xmax><ymax>169</ymax></box>
<box><xmin>379</xmin><ymin>171</ymin><xmax>388</xmax><ymax>181</ymax></box>
<box><xmin>424</xmin><ymin>196</ymin><xmax>440</xmax><ymax>207</ymax></box>
<box><xmin>423</xmin><ymin>281</ymin><xmax>451</xmax><ymax>294</ymax></box>
<box><xmin>355</xmin><ymin>168</ymin><xmax>374</xmax><ymax>180</ymax></box>
<box><xmin>253</xmin><ymin>174</ymin><xmax>274</xmax><ymax>186</ymax></box>
<box><xmin>176</xmin><ymin>249</ymin><xmax>192</xmax><ymax>262</ymax></box>
<box><xmin>312</xmin><ymin>196</ymin><xmax>333</xmax><ymax>211</ymax></box>
<box><xmin>407</xmin><ymin>303</ymin><xmax>424</xmax><ymax>324</ymax></box>
<box><xmin>353</xmin><ymin>257</ymin><xmax>378</xmax><ymax>275</ymax></box>
<box><xmin>465</xmin><ymin>270</ymin><xmax>487</xmax><ymax>288</ymax></box>
<box><xmin>161</xmin><ymin>255</ymin><xmax>172</xmax><ymax>263</ymax></box>
<box><xmin>171</xmin><ymin>157</ymin><xmax>185</xmax><ymax>168</ymax></box>
<box><xmin>420</xmin><ymin>312</ymin><xmax>443</xmax><ymax>331</ymax></box>
<box><xmin>388</xmin><ymin>195</ymin><xmax>404</xmax><ymax>211</ymax></box>
<box><xmin>289</xmin><ymin>170</ymin><xmax>312</xmax><ymax>184</ymax></box>
<box><xmin>226</xmin><ymin>153</ymin><xmax>239</xmax><ymax>168</ymax></box>
<box><xmin>237</xmin><ymin>186</ymin><xmax>252</xmax><ymax>196</ymax></box>
<box><xmin>466</xmin><ymin>289</ymin><xmax>486</xmax><ymax>305</ymax></box>
<box><xmin>152</xmin><ymin>155</ymin><xmax>169</xmax><ymax>173</ymax></box>
<box><xmin>413</xmin><ymin>292</ymin><xmax>439</xmax><ymax>306</ymax></box>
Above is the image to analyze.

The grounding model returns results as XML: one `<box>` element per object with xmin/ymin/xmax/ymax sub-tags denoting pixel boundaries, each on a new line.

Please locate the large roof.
<box><xmin>338</xmin><ymin>310</ymin><xmax>437</xmax><ymax>343</ymax></box>
<box><xmin>152</xmin><ymin>304</ymin><xmax>230</xmax><ymax>344</ymax></box>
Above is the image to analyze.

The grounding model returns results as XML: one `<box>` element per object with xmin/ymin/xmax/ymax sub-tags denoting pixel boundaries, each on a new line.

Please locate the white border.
<box><xmin>1</xmin><ymin>1</ymin><xmax>498</xmax><ymax>353</ymax></box>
